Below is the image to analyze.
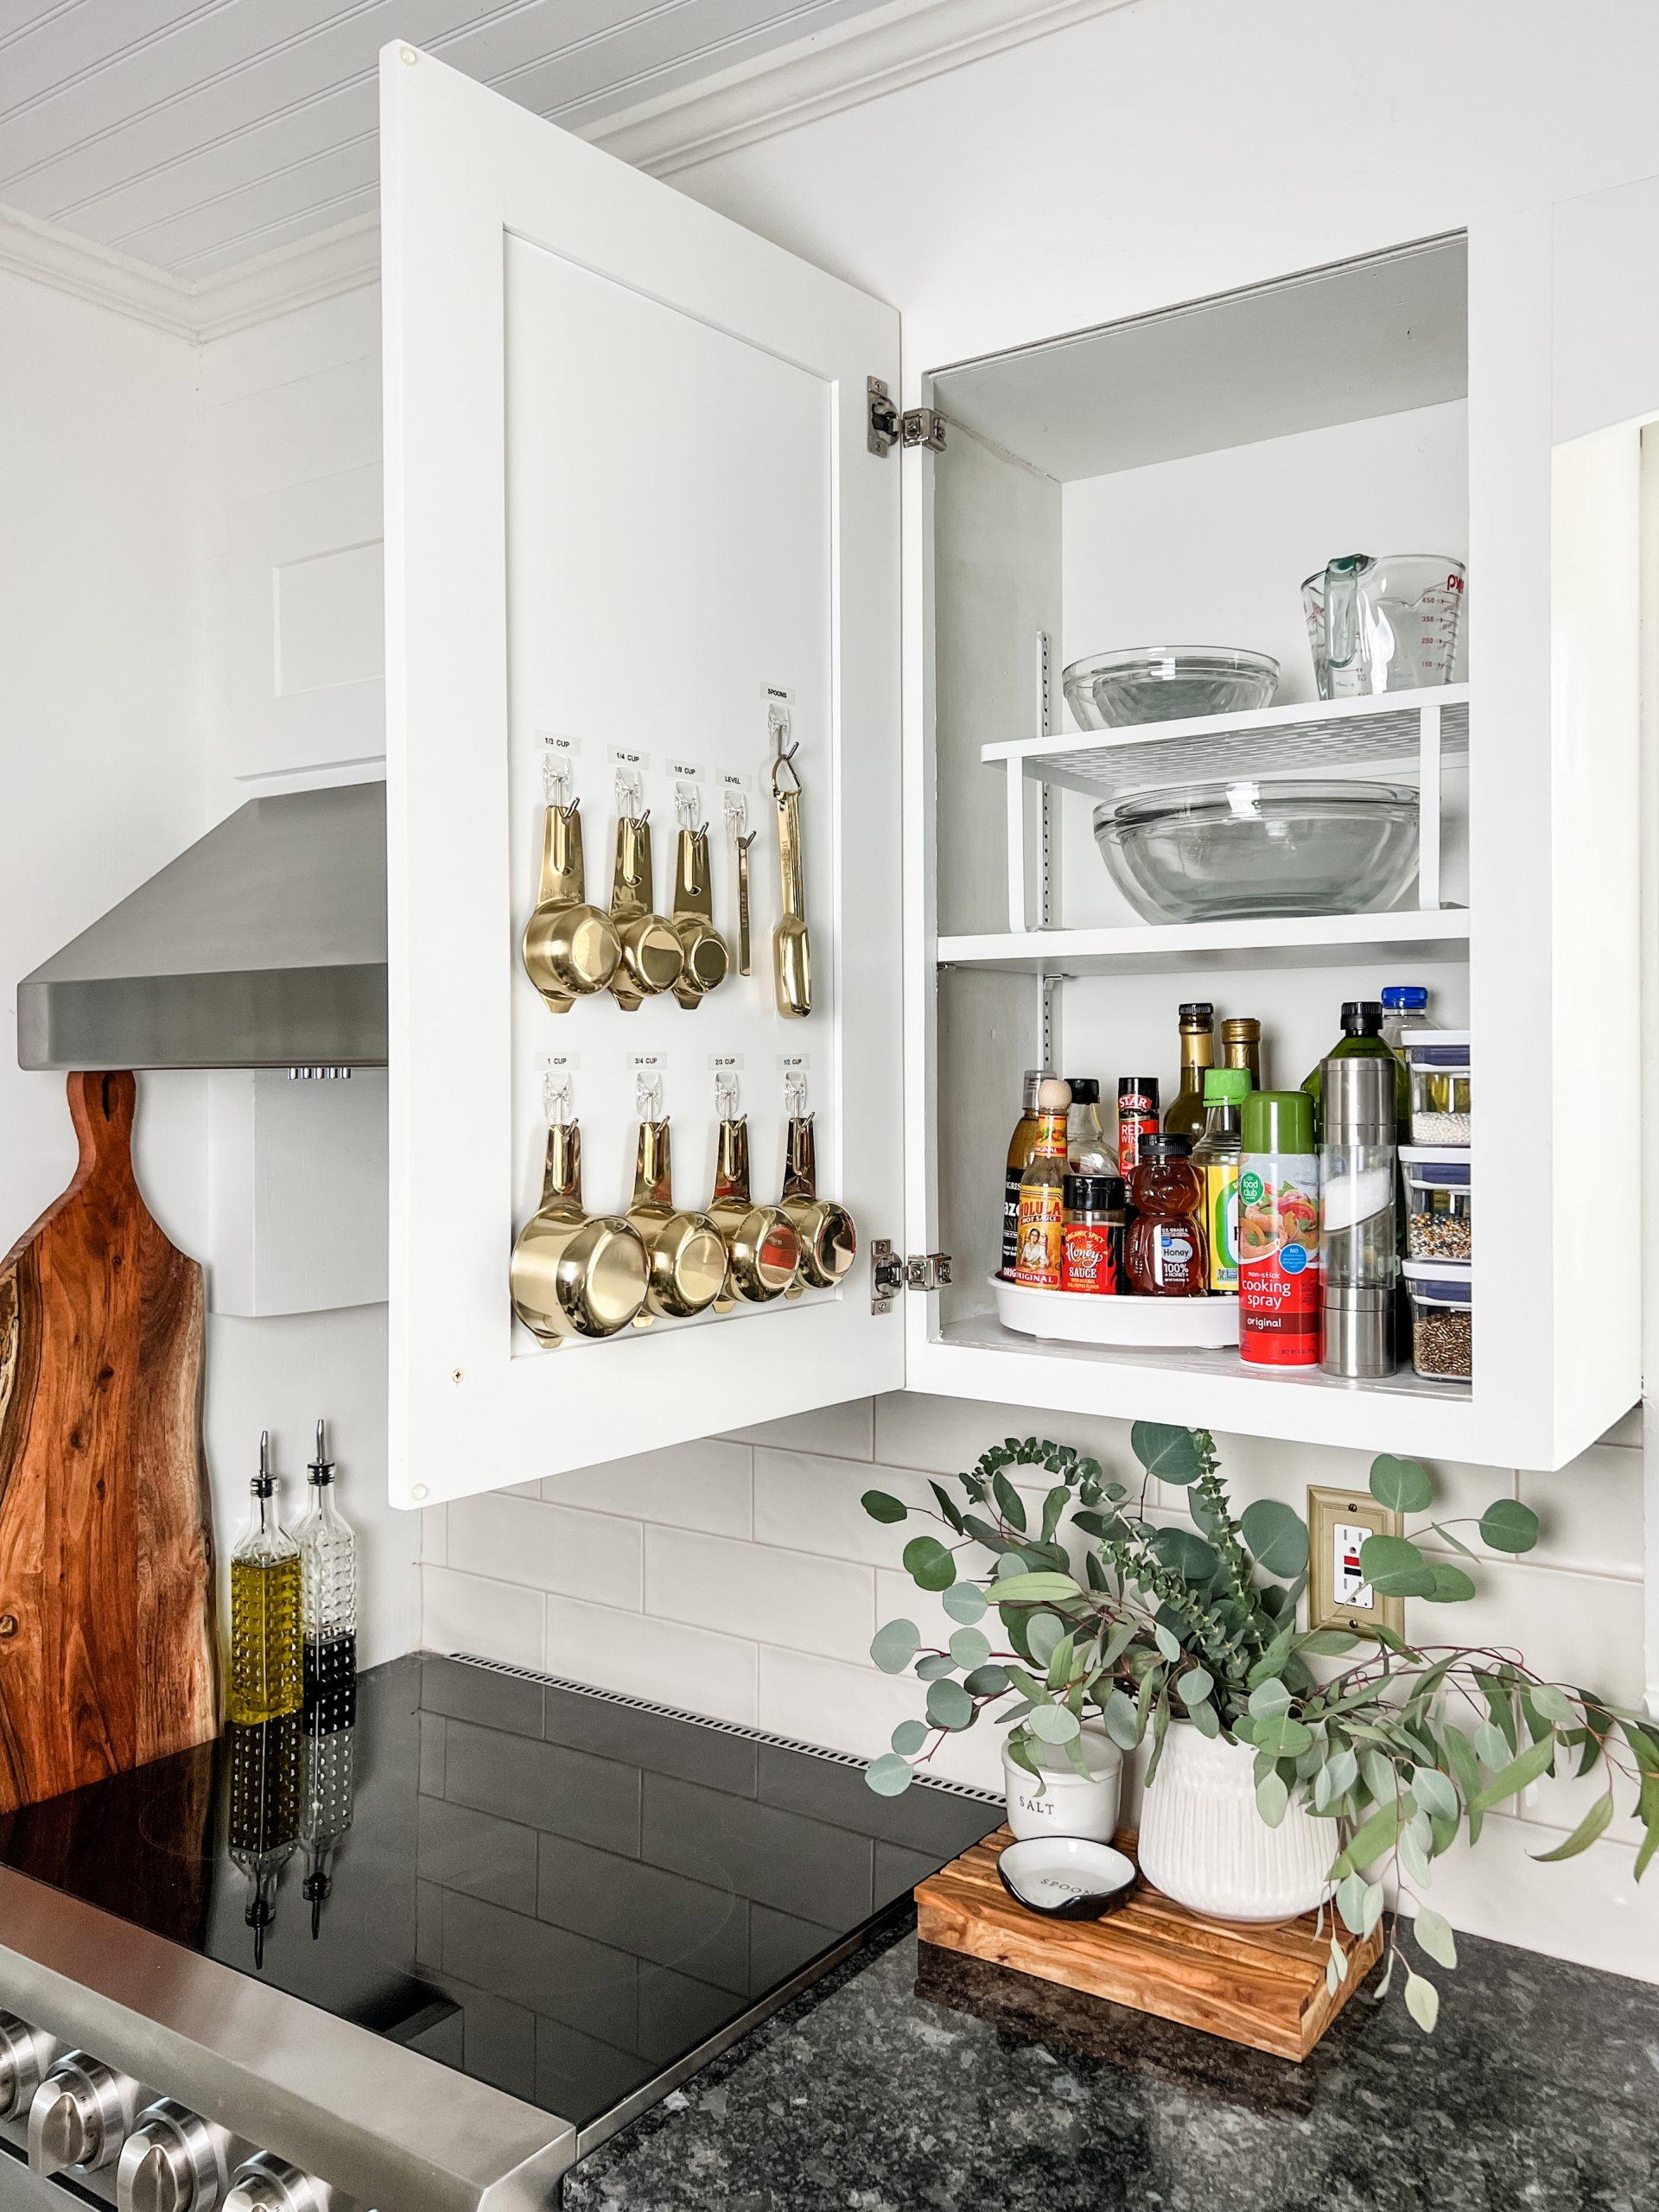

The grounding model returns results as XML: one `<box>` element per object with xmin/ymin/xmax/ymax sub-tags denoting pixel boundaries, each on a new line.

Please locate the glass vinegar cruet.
<box><xmin>297</xmin><ymin>1420</ymin><xmax>358</xmax><ymax>1727</ymax></box>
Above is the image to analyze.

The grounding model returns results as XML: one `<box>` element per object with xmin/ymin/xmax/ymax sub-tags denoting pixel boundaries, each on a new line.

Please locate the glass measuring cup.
<box><xmin>1301</xmin><ymin>554</ymin><xmax>1465</xmax><ymax>698</ymax></box>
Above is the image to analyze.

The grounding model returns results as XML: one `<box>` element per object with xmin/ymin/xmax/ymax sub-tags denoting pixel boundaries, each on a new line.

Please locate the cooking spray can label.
<box><xmin>1203</xmin><ymin>1160</ymin><xmax>1241</xmax><ymax>1293</ymax></box>
<box><xmin>1237</xmin><ymin>1153</ymin><xmax>1321</xmax><ymax>1363</ymax></box>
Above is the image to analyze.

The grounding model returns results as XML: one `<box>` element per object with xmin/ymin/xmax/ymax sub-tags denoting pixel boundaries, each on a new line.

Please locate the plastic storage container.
<box><xmin>1402</xmin><ymin>1259</ymin><xmax>1472</xmax><ymax>1382</ymax></box>
<box><xmin>1400</xmin><ymin>1147</ymin><xmax>1472</xmax><ymax>1261</ymax></box>
<box><xmin>1403</xmin><ymin>1028</ymin><xmax>1471</xmax><ymax>1145</ymax></box>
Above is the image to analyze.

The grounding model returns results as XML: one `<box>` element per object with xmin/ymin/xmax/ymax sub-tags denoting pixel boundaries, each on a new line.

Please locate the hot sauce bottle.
<box><xmin>1014</xmin><ymin>1078</ymin><xmax>1071</xmax><ymax>1288</ymax></box>
<box><xmin>1001</xmin><ymin>1068</ymin><xmax>1052</xmax><ymax>1279</ymax></box>
<box><xmin>1060</xmin><ymin>1173</ymin><xmax>1125</xmax><ymax>1294</ymax></box>
<box><xmin>1116</xmin><ymin>1077</ymin><xmax>1160</xmax><ymax>1180</ymax></box>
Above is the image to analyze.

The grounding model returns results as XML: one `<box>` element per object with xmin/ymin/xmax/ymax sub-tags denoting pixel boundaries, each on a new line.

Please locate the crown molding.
<box><xmin>588</xmin><ymin>0</ymin><xmax>1131</xmax><ymax>178</ymax></box>
<box><xmin>0</xmin><ymin>0</ymin><xmax>1129</xmax><ymax>345</ymax></box>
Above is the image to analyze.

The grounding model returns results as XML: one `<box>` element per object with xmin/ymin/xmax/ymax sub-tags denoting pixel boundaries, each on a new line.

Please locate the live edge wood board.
<box><xmin>916</xmin><ymin>1827</ymin><xmax>1382</xmax><ymax>2062</ymax></box>
<box><xmin>0</xmin><ymin>1072</ymin><xmax>217</xmax><ymax>1815</ymax></box>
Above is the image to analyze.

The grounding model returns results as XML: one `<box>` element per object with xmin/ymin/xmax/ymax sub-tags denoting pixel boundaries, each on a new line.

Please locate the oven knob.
<box><xmin>222</xmin><ymin>2154</ymin><xmax>325</xmax><ymax>2212</ymax></box>
<box><xmin>118</xmin><ymin>2101</ymin><xmax>225</xmax><ymax>2212</ymax></box>
<box><xmin>27</xmin><ymin>2051</ymin><xmax>137</xmax><ymax>2177</ymax></box>
<box><xmin>0</xmin><ymin>2014</ymin><xmax>54</xmax><ymax>2120</ymax></box>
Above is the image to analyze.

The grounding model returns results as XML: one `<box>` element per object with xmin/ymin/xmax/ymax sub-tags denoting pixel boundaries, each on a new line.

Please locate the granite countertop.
<box><xmin>563</xmin><ymin>1913</ymin><xmax>1659</xmax><ymax>2211</ymax></box>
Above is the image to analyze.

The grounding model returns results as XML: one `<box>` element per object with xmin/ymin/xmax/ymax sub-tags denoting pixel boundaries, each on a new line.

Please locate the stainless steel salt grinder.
<box><xmin>1319</xmin><ymin>1055</ymin><xmax>1398</xmax><ymax>1379</ymax></box>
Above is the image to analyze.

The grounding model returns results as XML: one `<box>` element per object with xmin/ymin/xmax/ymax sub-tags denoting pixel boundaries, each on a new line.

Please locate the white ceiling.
<box><xmin>0</xmin><ymin>0</ymin><xmax>895</xmax><ymax>279</ymax></box>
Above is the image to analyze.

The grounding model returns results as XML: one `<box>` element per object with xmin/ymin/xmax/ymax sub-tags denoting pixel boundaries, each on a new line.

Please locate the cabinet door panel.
<box><xmin>382</xmin><ymin>45</ymin><xmax>903</xmax><ymax>1505</ymax></box>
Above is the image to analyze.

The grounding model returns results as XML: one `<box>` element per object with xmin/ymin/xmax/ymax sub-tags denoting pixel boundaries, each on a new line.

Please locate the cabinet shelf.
<box><xmin>982</xmin><ymin>683</ymin><xmax>1470</xmax><ymax>800</ymax></box>
<box><xmin>931</xmin><ymin>1311</ymin><xmax>1478</xmax><ymax>1459</ymax></box>
<box><xmin>937</xmin><ymin>907</ymin><xmax>1471</xmax><ymax>977</ymax></box>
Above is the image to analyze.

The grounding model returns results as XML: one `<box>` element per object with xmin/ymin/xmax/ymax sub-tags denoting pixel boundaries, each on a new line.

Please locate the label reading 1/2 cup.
<box><xmin>1237</xmin><ymin>1155</ymin><xmax>1322</xmax><ymax>1365</ymax></box>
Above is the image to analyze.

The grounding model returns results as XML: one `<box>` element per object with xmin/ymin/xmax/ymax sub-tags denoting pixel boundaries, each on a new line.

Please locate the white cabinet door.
<box><xmin>382</xmin><ymin>44</ymin><xmax>905</xmax><ymax>1506</ymax></box>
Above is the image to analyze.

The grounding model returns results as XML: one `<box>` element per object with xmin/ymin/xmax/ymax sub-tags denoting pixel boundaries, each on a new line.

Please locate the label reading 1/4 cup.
<box><xmin>608</xmin><ymin>746</ymin><xmax>651</xmax><ymax>771</ymax></box>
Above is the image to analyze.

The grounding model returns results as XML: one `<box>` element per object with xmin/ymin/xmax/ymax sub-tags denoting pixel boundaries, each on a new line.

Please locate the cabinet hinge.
<box><xmin>867</xmin><ymin>378</ymin><xmax>947</xmax><ymax>457</ymax></box>
<box><xmin>871</xmin><ymin>1240</ymin><xmax>953</xmax><ymax>1313</ymax></box>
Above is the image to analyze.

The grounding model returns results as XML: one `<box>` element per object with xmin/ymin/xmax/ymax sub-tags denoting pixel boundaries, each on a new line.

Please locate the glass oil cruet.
<box><xmin>227</xmin><ymin>1713</ymin><xmax>301</xmax><ymax>1968</ymax></box>
<box><xmin>778</xmin><ymin>1071</ymin><xmax>856</xmax><ymax>1287</ymax></box>
<box><xmin>297</xmin><ymin>1420</ymin><xmax>357</xmax><ymax>1729</ymax></box>
<box><xmin>228</xmin><ymin>1431</ymin><xmax>302</xmax><ymax>1726</ymax></box>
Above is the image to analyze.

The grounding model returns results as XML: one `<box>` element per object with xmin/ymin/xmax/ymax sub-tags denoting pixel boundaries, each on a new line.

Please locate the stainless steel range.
<box><xmin>0</xmin><ymin>1655</ymin><xmax>995</xmax><ymax>2212</ymax></box>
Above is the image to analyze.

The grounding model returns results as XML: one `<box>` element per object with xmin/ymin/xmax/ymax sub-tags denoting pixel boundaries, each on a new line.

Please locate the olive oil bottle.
<box><xmin>228</xmin><ymin>1432</ymin><xmax>302</xmax><ymax>1726</ymax></box>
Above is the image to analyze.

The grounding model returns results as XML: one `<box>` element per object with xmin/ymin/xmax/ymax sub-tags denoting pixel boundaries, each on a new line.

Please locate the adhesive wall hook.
<box><xmin>715</xmin><ymin>1067</ymin><xmax>740</xmax><ymax>1120</ymax></box>
<box><xmin>635</xmin><ymin>1067</ymin><xmax>664</xmax><ymax>1120</ymax></box>
<box><xmin>543</xmin><ymin>753</ymin><xmax>574</xmax><ymax>808</ymax></box>
<box><xmin>543</xmin><ymin>1066</ymin><xmax>574</xmax><ymax>1126</ymax></box>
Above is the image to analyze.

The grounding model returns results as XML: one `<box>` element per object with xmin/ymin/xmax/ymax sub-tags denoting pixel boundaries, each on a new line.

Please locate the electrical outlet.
<box><xmin>1306</xmin><ymin>1485</ymin><xmax>1405</xmax><ymax>1638</ymax></box>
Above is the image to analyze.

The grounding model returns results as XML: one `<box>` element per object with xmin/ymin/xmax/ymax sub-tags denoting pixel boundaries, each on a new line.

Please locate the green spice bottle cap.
<box><xmin>1241</xmin><ymin>1088</ymin><xmax>1314</xmax><ymax>1154</ymax></box>
<box><xmin>1203</xmin><ymin>1069</ymin><xmax>1251</xmax><ymax>1105</ymax></box>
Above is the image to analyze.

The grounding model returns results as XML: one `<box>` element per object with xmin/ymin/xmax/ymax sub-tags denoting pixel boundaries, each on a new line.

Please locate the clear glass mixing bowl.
<box><xmin>1092</xmin><ymin>778</ymin><xmax>1419</xmax><ymax>922</ymax></box>
<box><xmin>1062</xmin><ymin>646</ymin><xmax>1279</xmax><ymax>730</ymax></box>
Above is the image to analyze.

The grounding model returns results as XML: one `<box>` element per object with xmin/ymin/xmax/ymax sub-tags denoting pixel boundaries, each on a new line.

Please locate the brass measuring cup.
<box><xmin>522</xmin><ymin>801</ymin><xmax>623</xmax><ymax>1014</ymax></box>
<box><xmin>607</xmin><ymin>810</ymin><xmax>684</xmax><ymax>1013</ymax></box>
<box><xmin>626</xmin><ymin>1115</ymin><xmax>728</xmax><ymax>1319</ymax></box>
<box><xmin>779</xmin><ymin>1109</ymin><xmax>856</xmax><ymax>1288</ymax></box>
<box><xmin>671</xmin><ymin>819</ymin><xmax>730</xmax><ymax>1010</ymax></box>
<box><xmin>511</xmin><ymin>1119</ymin><xmax>650</xmax><ymax>1345</ymax></box>
<box><xmin>706</xmin><ymin>1115</ymin><xmax>800</xmax><ymax>1307</ymax></box>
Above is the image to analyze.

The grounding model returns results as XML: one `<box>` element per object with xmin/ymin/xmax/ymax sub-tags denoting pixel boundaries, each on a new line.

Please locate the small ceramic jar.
<box><xmin>1001</xmin><ymin>1726</ymin><xmax>1123</xmax><ymax>1842</ymax></box>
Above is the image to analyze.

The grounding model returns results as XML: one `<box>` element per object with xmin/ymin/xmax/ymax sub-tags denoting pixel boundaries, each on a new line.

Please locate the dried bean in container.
<box><xmin>1414</xmin><ymin>1308</ymin><xmax>1471</xmax><ymax>1380</ymax></box>
<box><xmin>1408</xmin><ymin>1211</ymin><xmax>1472</xmax><ymax>1261</ymax></box>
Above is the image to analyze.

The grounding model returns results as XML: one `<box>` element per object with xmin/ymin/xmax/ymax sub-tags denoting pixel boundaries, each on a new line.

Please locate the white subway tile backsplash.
<box><xmin>541</xmin><ymin>1440</ymin><xmax>753</xmax><ymax>1540</ymax></box>
<box><xmin>421</xmin><ymin>1505</ymin><xmax>448</xmax><ymax>1566</ymax></box>
<box><xmin>645</xmin><ymin>1527</ymin><xmax>874</xmax><ymax>1666</ymax></box>
<box><xmin>1519</xmin><ymin>1445</ymin><xmax>1643</xmax><ymax>1580</ymax></box>
<box><xmin>874</xmin><ymin>1392</ymin><xmax>1130</xmax><ymax>1480</ymax></box>
<box><xmin>727</xmin><ymin>1398</ymin><xmax>875</xmax><ymax>1459</ymax></box>
<box><xmin>1408</xmin><ymin>1811</ymin><xmax>1659</xmax><ymax>1983</ymax></box>
<box><xmin>543</xmin><ymin>1594</ymin><xmax>757</xmax><ymax>1726</ymax></box>
<box><xmin>756</xmin><ymin>1648</ymin><xmax>1004</xmax><ymax>1795</ymax></box>
<box><xmin>753</xmin><ymin>1452</ymin><xmax>957</xmax><ymax>1568</ymax></box>
<box><xmin>448</xmin><ymin>1491</ymin><xmax>643</xmax><ymax>1610</ymax></box>
<box><xmin>423</xmin><ymin>1567</ymin><xmax>543</xmax><ymax>1670</ymax></box>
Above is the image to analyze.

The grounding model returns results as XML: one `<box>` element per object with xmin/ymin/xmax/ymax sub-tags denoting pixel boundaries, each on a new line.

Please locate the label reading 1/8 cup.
<box><xmin>666</xmin><ymin>757</ymin><xmax>705</xmax><ymax>784</ymax></box>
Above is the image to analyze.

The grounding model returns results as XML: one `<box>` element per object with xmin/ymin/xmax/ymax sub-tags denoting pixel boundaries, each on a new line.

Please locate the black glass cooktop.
<box><xmin>0</xmin><ymin>1655</ymin><xmax>996</xmax><ymax>2134</ymax></box>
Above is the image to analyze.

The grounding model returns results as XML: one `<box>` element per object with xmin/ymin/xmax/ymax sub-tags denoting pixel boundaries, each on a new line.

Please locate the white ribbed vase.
<box><xmin>1138</xmin><ymin>1722</ymin><xmax>1334</xmax><ymax>1923</ymax></box>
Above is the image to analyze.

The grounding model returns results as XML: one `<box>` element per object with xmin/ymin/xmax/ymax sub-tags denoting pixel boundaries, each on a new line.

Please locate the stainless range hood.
<box><xmin>17</xmin><ymin>782</ymin><xmax>387</xmax><ymax>1071</ymax></box>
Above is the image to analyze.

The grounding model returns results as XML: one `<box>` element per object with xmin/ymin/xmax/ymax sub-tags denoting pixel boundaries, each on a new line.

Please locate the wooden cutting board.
<box><xmin>0</xmin><ymin>1071</ymin><xmax>218</xmax><ymax>1814</ymax></box>
<box><xmin>916</xmin><ymin>1826</ymin><xmax>1382</xmax><ymax>2062</ymax></box>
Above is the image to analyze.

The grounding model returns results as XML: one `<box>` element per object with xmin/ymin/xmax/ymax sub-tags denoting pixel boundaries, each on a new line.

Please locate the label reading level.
<box><xmin>708</xmin><ymin>1053</ymin><xmax>744</xmax><ymax>1071</ymax></box>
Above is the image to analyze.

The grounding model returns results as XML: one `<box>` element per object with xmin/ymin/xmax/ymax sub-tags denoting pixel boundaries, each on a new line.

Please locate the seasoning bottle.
<box><xmin>1237</xmin><ymin>1091</ymin><xmax>1322</xmax><ymax>1366</ymax></box>
<box><xmin>1065</xmin><ymin>1078</ymin><xmax>1112</xmax><ymax>1173</ymax></box>
<box><xmin>1116</xmin><ymin>1077</ymin><xmax>1160</xmax><ymax>1180</ymax></box>
<box><xmin>1124</xmin><ymin>1135</ymin><xmax>1207</xmax><ymax>1296</ymax></box>
<box><xmin>1001</xmin><ymin>1068</ymin><xmax>1053</xmax><ymax>1279</ymax></box>
<box><xmin>1014</xmin><ymin>1078</ymin><xmax>1071</xmax><ymax>1288</ymax></box>
<box><xmin>1301</xmin><ymin>1001</ymin><xmax>1408</xmax><ymax>1140</ymax></box>
<box><xmin>1192</xmin><ymin>1068</ymin><xmax>1249</xmax><ymax>1294</ymax></box>
<box><xmin>1163</xmin><ymin>1003</ymin><xmax>1216</xmax><ymax>1141</ymax></box>
<box><xmin>1379</xmin><ymin>985</ymin><xmax>1429</xmax><ymax>1053</ymax></box>
<box><xmin>1222</xmin><ymin>1016</ymin><xmax>1263</xmax><ymax>1090</ymax></box>
<box><xmin>1319</xmin><ymin>1057</ymin><xmax>1397</xmax><ymax>1378</ymax></box>
<box><xmin>1061</xmin><ymin>1173</ymin><xmax>1124</xmax><ymax>1294</ymax></box>
<box><xmin>228</xmin><ymin>1432</ymin><xmax>302</xmax><ymax>1726</ymax></box>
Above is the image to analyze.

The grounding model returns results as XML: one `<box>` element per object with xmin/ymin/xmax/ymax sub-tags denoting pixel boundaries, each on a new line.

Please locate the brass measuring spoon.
<box><xmin>626</xmin><ymin>1094</ymin><xmax>728</xmax><ymax>1319</ymax></box>
<box><xmin>725</xmin><ymin>788</ymin><xmax>754</xmax><ymax>977</ymax></box>
<box><xmin>770</xmin><ymin>715</ymin><xmax>811</xmax><ymax>1020</ymax></box>
<box><xmin>671</xmin><ymin>797</ymin><xmax>730</xmax><ymax>1010</ymax></box>
<box><xmin>511</xmin><ymin>1109</ymin><xmax>650</xmax><ymax>1345</ymax></box>
<box><xmin>607</xmin><ymin>791</ymin><xmax>684</xmax><ymax>1013</ymax></box>
<box><xmin>522</xmin><ymin>797</ymin><xmax>622</xmax><ymax>1014</ymax></box>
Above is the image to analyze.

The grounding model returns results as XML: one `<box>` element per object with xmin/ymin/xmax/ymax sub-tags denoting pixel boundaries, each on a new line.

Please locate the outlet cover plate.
<box><xmin>1306</xmin><ymin>1484</ymin><xmax>1405</xmax><ymax>1638</ymax></box>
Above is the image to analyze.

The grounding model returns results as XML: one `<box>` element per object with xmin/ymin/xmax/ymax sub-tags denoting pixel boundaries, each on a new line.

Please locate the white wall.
<box><xmin>424</xmin><ymin>0</ymin><xmax>1659</xmax><ymax>1982</ymax></box>
<box><xmin>0</xmin><ymin>265</ymin><xmax>416</xmax><ymax>1669</ymax></box>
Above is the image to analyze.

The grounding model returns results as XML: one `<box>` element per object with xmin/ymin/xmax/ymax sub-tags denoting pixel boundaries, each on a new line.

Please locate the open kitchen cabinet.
<box><xmin>385</xmin><ymin>46</ymin><xmax>1647</xmax><ymax>1507</ymax></box>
